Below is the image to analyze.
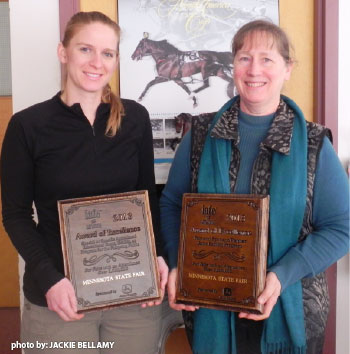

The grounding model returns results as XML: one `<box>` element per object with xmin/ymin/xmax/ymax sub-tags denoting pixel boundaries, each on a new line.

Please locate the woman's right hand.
<box><xmin>167</xmin><ymin>268</ymin><xmax>198</xmax><ymax>311</ymax></box>
<box><xmin>45</xmin><ymin>278</ymin><xmax>84</xmax><ymax>321</ymax></box>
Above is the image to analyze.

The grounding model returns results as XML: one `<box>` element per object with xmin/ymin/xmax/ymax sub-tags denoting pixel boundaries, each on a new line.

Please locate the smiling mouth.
<box><xmin>85</xmin><ymin>72</ymin><xmax>102</xmax><ymax>79</ymax></box>
<box><xmin>246</xmin><ymin>82</ymin><xmax>266</xmax><ymax>87</ymax></box>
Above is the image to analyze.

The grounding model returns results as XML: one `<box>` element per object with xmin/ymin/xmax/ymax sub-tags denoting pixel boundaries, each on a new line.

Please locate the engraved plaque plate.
<box><xmin>176</xmin><ymin>193</ymin><xmax>269</xmax><ymax>314</ymax></box>
<box><xmin>58</xmin><ymin>191</ymin><xmax>160</xmax><ymax>312</ymax></box>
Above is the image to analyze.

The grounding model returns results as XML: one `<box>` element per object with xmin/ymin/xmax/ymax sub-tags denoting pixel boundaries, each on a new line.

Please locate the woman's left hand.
<box><xmin>141</xmin><ymin>256</ymin><xmax>169</xmax><ymax>308</ymax></box>
<box><xmin>238</xmin><ymin>272</ymin><xmax>281</xmax><ymax>321</ymax></box>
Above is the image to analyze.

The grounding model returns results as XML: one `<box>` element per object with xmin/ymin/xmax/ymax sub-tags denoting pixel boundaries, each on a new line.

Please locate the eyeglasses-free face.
<box><xmin>58</xmin><ymin>22</ymin><xmax>119</xmax><ymax>99</ymax></box>
<box><xmin>233</xmin><ymin>31</ymin><xmax>293</xmax><ymax>116</ymax></box>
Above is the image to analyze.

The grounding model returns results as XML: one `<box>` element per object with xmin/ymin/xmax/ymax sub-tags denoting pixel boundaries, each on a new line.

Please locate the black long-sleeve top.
<box><xmin>1</xmin><ymin>93</ymin><xmax>162</xmax><ymax>306</ymax></box>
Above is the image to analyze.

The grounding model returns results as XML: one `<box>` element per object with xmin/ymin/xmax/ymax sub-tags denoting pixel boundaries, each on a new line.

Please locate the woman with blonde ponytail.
<box><xmin>1</xmin><ymin>11</ymin><xmax>168</xmax><ymax>354</ymax></box>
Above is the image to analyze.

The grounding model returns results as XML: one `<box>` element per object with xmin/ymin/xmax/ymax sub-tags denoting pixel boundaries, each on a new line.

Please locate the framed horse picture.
<box><xmin>131</xmin><ymin>32</ymin><xmax>235</xmax><ymax>107</ymax></box>
<box><xmin>117</xmin><ymin>0</ymin><xmax>279</xmax><ymax>183</ymax></box>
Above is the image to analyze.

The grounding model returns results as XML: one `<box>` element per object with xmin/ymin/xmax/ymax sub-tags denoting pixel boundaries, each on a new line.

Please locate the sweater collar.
<box><xmin>210</xmin><ymin>96</ymin><xmax>295</xmax><ymax>155</ymax></box>
<box><xmin>54</xmin><ymin>91</ymin><xmax>110</xmax><ymax>119</ymax></box>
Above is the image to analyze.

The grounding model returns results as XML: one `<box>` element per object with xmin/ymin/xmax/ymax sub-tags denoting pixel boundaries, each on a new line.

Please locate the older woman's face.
<box><xmin>233</xmin><ymin>31</ymin><xmax>292</xmax><ymax>115</ymax></box>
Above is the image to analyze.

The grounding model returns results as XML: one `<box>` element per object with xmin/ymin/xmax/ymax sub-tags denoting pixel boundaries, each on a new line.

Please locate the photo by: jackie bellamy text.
<box><xmin>11</xmin><ymin>341</ymin><xmax>115</xmax><ymax>351</ymax></box>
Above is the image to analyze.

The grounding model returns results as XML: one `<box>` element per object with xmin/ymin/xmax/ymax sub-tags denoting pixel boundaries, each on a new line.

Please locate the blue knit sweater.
<box><xmin>160</xmin><ymin>111</ymin><xmax>349</xmax><ymax>291</ymax></box>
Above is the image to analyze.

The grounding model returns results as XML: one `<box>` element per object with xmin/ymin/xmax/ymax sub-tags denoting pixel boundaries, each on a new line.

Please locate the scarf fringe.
<box><xmin>264</xmin><ymin>342</ymin><xmax>306</xmax><ymax>354</ymax></box>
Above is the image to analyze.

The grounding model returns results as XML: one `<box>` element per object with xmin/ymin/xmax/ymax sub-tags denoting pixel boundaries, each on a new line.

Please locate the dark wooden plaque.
<box><xmin>176</xmin><ymin>193</ymin><xmax>269</xmax><ymax>314</ymax></box>
<box><xmin>58</xmin><ymin>191</ymin><xmax>160</xmax><ymax>312</ymax></box>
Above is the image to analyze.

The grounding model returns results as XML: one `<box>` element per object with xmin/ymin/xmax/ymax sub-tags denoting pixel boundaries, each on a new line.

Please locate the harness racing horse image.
<box><xmin>131</xmin><ymin>33</ymin><xmax>234</xmax><ymax>106</ymax></box>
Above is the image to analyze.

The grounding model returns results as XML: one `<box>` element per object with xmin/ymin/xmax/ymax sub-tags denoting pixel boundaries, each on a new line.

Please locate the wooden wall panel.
<box><xmin>280</xmin><ymin>0</ymin><xmax>314</xmax><ymax>122</ymax></box>
<box><xmin>0</xmin><ymin>0</ymin><xmax>19</xmax><ymax>307</ymax></box>
<box><xmin>0</xmin><ymin>96</ymin><xmax>19</xmax><ymax>307</ymax></box>
<box><xmin>59</xmin><ymin>0</ymin><xmax>80</xmax><ymax>41</ymax></box>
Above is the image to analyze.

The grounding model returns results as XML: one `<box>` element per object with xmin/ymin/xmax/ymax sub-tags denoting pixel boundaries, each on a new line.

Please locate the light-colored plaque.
<box><xmin>58</xmin><ymin>191</ymin><xmax>160</xmax><ymax>312</ymax></box>
<box><xmin>176</xmin><ymin>193</ymin><xmax>269</xmax><ymax>314</ymax></box>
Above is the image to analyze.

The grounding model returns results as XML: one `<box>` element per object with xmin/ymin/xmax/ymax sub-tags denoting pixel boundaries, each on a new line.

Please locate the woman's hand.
<box><xmin>45</xmin><ymin>278</ymin><xmax>84</xmax><ymax>321</ymax></box>
<box><xmin>238</xmin><ymin>272</ymin><xmax>281</xmax><ymax>321</ymax></box>
<box><xmin>141</xmin><ymin>256</ymin><xmax>169</xmax><ymax>308</ymax></box>
<box><xmin>167</xmin><ymin>268</ymin><xmax>198</xmax><ymax>311</ymax></box>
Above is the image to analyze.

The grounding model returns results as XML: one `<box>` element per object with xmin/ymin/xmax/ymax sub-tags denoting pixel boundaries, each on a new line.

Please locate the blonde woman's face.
<box><xmin>58</xmin><ymin>22</ymin><xmax>119</xmax><ymax>97</ymax></box>
<box><xmin>233</xmin><ymin>31</ymin><xmax>292</xmax><ymax>115</ymax></box>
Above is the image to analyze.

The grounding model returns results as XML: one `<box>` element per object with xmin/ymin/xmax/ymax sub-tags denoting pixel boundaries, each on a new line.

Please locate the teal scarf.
<box><xmin>194</xmin><ymin>95</ymin><xmax>307</xmax><ymax>354</ymax></box>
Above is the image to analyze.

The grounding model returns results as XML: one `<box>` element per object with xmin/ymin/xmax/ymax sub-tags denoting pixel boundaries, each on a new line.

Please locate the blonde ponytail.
<box><xmin>102</xmin><ymin>84</ymin><xmax>124</xmax><ymax>137</ymax></box>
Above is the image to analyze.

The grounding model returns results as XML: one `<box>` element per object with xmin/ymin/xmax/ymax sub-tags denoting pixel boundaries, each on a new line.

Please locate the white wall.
<box><xmin>9</xmin><ymin>0</ymin><xmax>60</xmax><ymax>311</ymax></box>
<box><xmin>337</xmin><ymin>0</ymin><xmax>350</xmax><ymax>353</ymax></box>
<box><xmin>9</xmin><ymin>0</ymin><xmax>60</xmax><ymax>114</ymax></box>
